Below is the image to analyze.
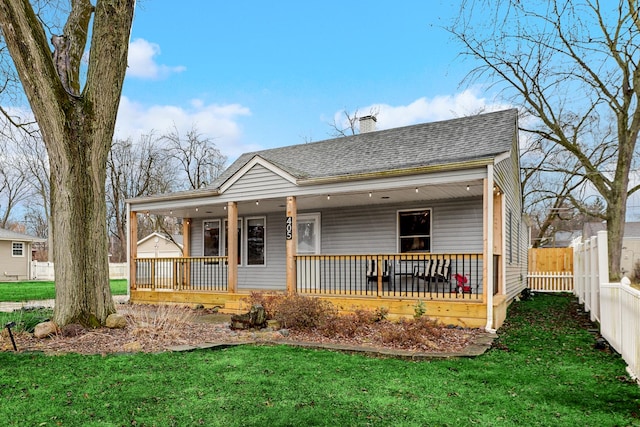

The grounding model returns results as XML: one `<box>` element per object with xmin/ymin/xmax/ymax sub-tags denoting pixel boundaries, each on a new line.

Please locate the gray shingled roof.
<box><xmin>212</xmin><ymin>108</ymin><xmax>517</xmax><ymax>188</ymax></box>
<box><xmin>0</xmin><ymin>228</ymin><xmax>44</xmax><ymax>242</ymax></box>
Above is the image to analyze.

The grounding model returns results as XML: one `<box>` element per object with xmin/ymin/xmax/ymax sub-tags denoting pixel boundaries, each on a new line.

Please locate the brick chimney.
<box><xmin>359</xmin><ymin>115</ymin><xmax>377</xmax><ymax>133</ymax></box>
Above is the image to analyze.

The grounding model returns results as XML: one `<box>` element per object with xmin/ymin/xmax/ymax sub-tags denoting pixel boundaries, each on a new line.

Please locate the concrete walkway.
<box><xmin>0</xmin><ymin>295</ymin><xmax>129</xmax><ymax>312</ymax></box>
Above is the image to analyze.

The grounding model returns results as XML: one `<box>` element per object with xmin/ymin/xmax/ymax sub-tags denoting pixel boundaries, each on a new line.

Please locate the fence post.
<box><xmin>596</xmin><ymin>230</ymin><xmax>608</xmax><ymax>322</ymax></box>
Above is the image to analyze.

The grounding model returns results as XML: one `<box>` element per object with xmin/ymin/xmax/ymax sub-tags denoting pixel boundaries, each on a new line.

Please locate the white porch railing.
<box><xmin>574</xmin><ymin>230</ymin><xmax>640</xmax><ymax>381</ymax></box>
<box><xmin>31</xmin><ymin>261</ymin><xmax>128</xmax><ymax>280</ymax></box>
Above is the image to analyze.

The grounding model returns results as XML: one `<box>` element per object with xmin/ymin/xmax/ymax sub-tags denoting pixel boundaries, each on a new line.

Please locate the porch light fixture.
<box><xmin>466</xmin><ymin>185</ymin><xmax>470</xmax><ymax>191</ymax></box>
<box><xmin>415</xmin><ymin>187</ymin><xmax>419</xmax><ymax>193</ymax></box>
<box><xmin>369</xmin><ymin>192</ymin><xmax>372</xmax><ymax>198</ymax></box>
<box><xmin>195</xmin><ymin>207</ymin><xmax>199</xmax><ymax>212</ymax></box>
<box><xmin>169</xmin><ymin>210</ymin><xmax>173</xmax><ymax>215</ymax></box>
<box><xmin>223</xmin><ymin>205</ymin><xmax>227</xmax><ymax>210</ymax></box>
<box><xmin>256</xmin><ymin>200</ymin><xmax>259</xmax><ymax>205</ymax></box>
<box><xmin>327</xmin><ymin>195</ymin><xmax>331</xmax><ymax>200</ymax></box>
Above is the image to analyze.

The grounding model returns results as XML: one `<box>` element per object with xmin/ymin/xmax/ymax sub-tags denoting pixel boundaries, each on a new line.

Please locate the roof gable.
<box><xmin>218</xmin><ymin>156</ymin><xmax>298</xmax><ymax>193</ymax></box>
<box><xmin>211</xmin><ymin>109</ymin><xmax>518</xmax><ymax>189</ymax></box>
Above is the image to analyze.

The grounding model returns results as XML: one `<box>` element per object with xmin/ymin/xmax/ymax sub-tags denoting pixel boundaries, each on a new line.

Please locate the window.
<box><xmin>203</xmin><ymin>220</ymin><xmax>220</xmax><ymax>256</ymax></box>
<box><xmin>224</xmin><ymin>219</ymin><xmax>243</xmax><ymax>265</ymax></box>
<box><xmin>398</xmin><ymin>209</ymin><xmax>431</xmax><ymax>252</ymax></box>
<box><xmin>12</xmin><ymin>242</ymin><xmax>24</xmax><ymax>257</ymax></box>
<box><xmin>508</xmin><ymin>209</ymin><xmax>513</xmax><ymax>264</ymax></box>
<box><xmin>297</xmin><ymin>213</ymin><xmax>321</xmax><ymax>255</ymax></box>
<box><xmin>247</xmin><ymin>217</ymin><xmax>265</xmax><ymax>265</ymax></box>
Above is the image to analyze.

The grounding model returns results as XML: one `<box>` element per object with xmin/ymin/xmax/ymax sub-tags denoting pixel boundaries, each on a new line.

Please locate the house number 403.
<box><xmin>285</xmin><ymin>216</ymin><xmax>293</xmax><ymax>240</ymax></box>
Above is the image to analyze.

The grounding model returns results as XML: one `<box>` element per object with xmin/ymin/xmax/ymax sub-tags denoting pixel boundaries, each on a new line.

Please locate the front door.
<box><xmin>297</xmin><ymin>213</ymin><xmax>321</xmax><ymax>289</ymax></box>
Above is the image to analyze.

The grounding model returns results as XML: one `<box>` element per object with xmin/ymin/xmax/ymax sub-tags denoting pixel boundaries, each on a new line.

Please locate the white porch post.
<box><xmin>227</xmin><ymin>201</ymin><xmax>238</xmax><ymax>293</ymax></box>
<box><xmin>484</xmin><ymin>165</ymin><xmax>495</xmax><ymax>332</ymax></box>
<box><xmin>286</xmin><ymin>196</ymin><xmax>297</xmax><ymax>295</ymax></box>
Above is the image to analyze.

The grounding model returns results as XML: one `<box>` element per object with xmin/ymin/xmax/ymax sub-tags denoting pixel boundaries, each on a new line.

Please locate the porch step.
<box><xmin>218</xmin><ymin>300</ymin><xmax>247</xmax><ymax>315</ymax></box>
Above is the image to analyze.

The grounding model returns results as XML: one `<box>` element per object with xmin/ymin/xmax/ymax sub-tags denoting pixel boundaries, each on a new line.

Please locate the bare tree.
<box><xmin>450</xmin><ymin>0</ymin><xmax>640</xmax><ymax>278</ymax></box>
<box><xmin>106</xmin><ymin>133</ymin><xmax>174</xmax><ymax>262</ymax></box>
<box><xmin>0</xmin><ymin>0</ymin><xmax>135</xmax><ymax>326</ymax></box>
<box><xmin>0</xmin><ymin>157</ymin><xmax>31</xmax><ymax>228</ymax></box>
<box><xmin>162</xmin><ymin>125</ymin><xmax>227</xmax><ymax>190</ymax></box>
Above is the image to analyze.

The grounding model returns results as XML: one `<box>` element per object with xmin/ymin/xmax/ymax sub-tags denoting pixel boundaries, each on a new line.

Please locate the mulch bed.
<box><xmin>1</xmin><ymin>304</ymin><xmax>489</xmax><ymax>356</ymax></box>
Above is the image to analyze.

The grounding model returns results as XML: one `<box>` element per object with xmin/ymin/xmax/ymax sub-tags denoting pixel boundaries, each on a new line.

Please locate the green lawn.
<box><xmin>0</xmin><ymin>280</ymin><xmax>127</xmax><ymax>302</ymax></box>
<box><xmin>0</xmin><ymin>293</ymin><xmax>638</xmax><ymax>426</ymax></box>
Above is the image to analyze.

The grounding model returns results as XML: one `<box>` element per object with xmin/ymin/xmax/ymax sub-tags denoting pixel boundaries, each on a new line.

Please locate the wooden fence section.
<box><xmin>528</xmin><ymin>247</ymin><xmax>573</xmax><ymax>272</ymax></box>
<box><xmin>528</xmin><ymin>247</ymin><xmax>574</xmax><ymax>291</ymax></box>
<box><xmin>527</xmin><ymin>272</ymin><xmax>574</xmax><ymax>292</ymax></box>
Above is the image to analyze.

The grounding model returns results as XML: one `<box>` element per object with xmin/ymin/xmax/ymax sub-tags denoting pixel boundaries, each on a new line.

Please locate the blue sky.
<box><xmin>118</xmin><ymin>1</ymin><xmax>505</xmax><ymax>161</ymax></box>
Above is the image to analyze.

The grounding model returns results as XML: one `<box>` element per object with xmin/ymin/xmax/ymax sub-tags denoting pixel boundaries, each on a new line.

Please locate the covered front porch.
<box><xmin>127</xmin><ymin>178</ymin><xmax>506</xmax><ymax>328</ymax></box>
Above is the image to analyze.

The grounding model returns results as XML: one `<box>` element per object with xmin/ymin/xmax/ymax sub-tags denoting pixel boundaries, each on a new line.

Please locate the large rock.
<box><xmin>105</xmin><ymin>313</ymin><xmax>127</xmax><ymax>329</ymax></box>
<box><xmin>230</xmin><ymin>305</ymin><xmax>267</xmax><ymax>330</ymax></box>
<box><xmin>34</xmin><ymin>321</ymin><xmax>59</xmax><ymax>339</ymax></box>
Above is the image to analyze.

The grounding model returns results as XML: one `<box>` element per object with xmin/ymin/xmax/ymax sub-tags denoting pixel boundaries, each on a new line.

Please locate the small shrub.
<box><xmin>374</xmin><ymin>306</ymin><xmax>389</xmax><ymax>322</ymax></box>
<box><xmin>126</xmin><ymin>304</ymin><xmax>195</xmax><ymax>337</ymax></box>
<box><xmin>245</xmin><ymin>291</ymin><xmax>280</xmax><ymax>319</ymax></box>
<box><xmin>272</xmin><ymin>295</ymin><xmax>337</xmax><ymax>331</ymax></box>
<box><xmin>413</xmin><ymin>300</ymin><xmax>426</xmax><ymax>319</ymax></box>
<box><xmin>380</xmin><ymin>317</ymin><xmax>443</xmax><ymax>349</ymax></box>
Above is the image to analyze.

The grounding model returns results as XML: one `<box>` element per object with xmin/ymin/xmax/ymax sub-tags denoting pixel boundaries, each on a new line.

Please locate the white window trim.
<box><xmin>297</xmin><ymin>213</ymin><xmax>321</xmax><ymax>255</ymax></box>
<box><xmin>396</xmin><ymin>208</ymin><xmax>432</xmax><ymax>253</ymax></box>
<box><xmin>246</xmin><ymin>216</ymin><xmax>267</xmax><ymax>267</ymax></box>
<box><xmin>12</xmin><ymin>241</ymin><xmax>25</xmax><ymax>257</ymax></box>
<box><xmin>223</xmin><ymin>218</ymin><xmax>243</xmax><ymax>266</ymax></box>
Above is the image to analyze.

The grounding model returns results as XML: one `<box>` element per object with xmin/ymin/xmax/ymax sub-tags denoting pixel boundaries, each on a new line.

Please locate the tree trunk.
<box><xmin>50</xmin><ymin>113</ymin><xmax>115</xmax><ymax>326</ymax></box>
<box><xmin>606</xmin><ymin>189</ymin><xmax>628</xmax><ymax>281</ymax></box>
<box><xmin>0</xmin><ymin>0</ymin><xmax>135</xmax><ymax>326</ymax></box>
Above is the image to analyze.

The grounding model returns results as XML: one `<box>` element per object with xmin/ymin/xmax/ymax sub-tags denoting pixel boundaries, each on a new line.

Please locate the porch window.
<box><xmin>203</xmin><ymin>220</ymin><xmax>220</xmax><ymax>256</ymax></box>
<box><xmin>247</xmin><ymin>217</ymin><xmax>266</xmax><ymax>265</ymax></box>
<box><xmin>398</xmin><ymin>209</ymin><xmax>431</xmax><ymax>252</ymax></box>
<box><xmin>224</xmin><ymin>219</ymin><xmax>243</xmax><ymax>265</ymax></box>
<box><xmin>12</xmin><ymin>242</ymin><xmax>24</xmax><ymax>257</ymax></box>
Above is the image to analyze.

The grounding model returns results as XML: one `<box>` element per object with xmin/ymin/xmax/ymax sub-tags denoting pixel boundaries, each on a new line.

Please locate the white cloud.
<box><xmin>127</xmin><ymin>38</ymin><xmax>186</xmax><ymax>79</ymax></box>
<box><xmin>115</xmin><ymin>97</ymin><xmax>257</xmax><ymax>159</ymax></box>
<box><xmin>336</xmin><ymin>89</ymin><xmax>511</xmax><ymax>131</ymax></box>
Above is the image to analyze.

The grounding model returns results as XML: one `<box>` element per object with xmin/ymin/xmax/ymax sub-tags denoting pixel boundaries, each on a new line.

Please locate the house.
<box><xmin>0</xmin><ymin>228</ymin><xmax>46</xmax><ymax>281</ymax></box>
<box><xmin>136</xmin><ymin>232</ymin><xmax>184</xmax><ymax>258</ymax></box>
<box><xmin>126</xmin><ymin>109</ymin><xmax>528</xmax><ymax>329</ymax></box>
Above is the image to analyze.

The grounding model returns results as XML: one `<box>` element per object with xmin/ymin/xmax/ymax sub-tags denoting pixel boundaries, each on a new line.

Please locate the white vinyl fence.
<box><xmin>527</xmin><ymin>271</ymin><xmax>574</xmax><ymax>292</ymax></box>
<box><xmin>574</xmin><ymin>230</ymin><xmax>640</xmax><ymax>381</ymax></box>
<box><xmin>31</xmin><ymin>261</ymin><xmax>127</xmax><ymax>280</ymax></box>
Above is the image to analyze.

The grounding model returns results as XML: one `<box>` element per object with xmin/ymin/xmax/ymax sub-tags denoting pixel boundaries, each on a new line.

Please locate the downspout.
<box><xmin>485</xmin><ymin>164</ymin><xmax>495</xmax><ymax>332</ymax></box>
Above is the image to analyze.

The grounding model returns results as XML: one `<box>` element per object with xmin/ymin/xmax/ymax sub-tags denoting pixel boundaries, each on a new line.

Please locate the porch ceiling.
<box><xmin>138</xmin><ymin>180</ymin><xmax>485</xmax><ymax>219</ymax></box>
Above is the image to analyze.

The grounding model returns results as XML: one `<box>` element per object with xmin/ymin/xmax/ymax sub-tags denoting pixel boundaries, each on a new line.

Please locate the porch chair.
<box><xmin>366</xmin><ymin>259</ymin><xmax>391</xmax><ymax>288</ymax></box>
<box><xmin>413</xmin><ymin>259</ymin><xmax>451</xmax><ymax>291</ymax></box>
<box><xmin>433</xmin><ymin>259</ymin><xmax>451</xmax><ymax>282</ymax></box>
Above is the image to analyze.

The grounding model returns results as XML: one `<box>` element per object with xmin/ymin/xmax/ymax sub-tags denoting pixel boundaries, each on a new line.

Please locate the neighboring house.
<box><xmin>126</xmin><ymin>109</ymin><xmax>528</xmax><ymax>330</ymax></box>
<box><xmin>583</xmin><ymin>221</ymin><xmax>640</xmax><ymax>278</ymax></box>
<box><xmin>137</xmin><ymin>232</ymin><xmax>184</xmax><ymax>258</ymax></box>
<box><xmin>0</xmin><ymin>228</ymin><xmax>46</xmax><ymax>281</ymax></box>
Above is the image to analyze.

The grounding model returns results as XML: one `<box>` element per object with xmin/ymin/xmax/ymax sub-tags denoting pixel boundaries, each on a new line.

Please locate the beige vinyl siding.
<box><xmin>0</xmin><ymin>240</ymin><xmax>31</xmax><ymax>280</ymax></box>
